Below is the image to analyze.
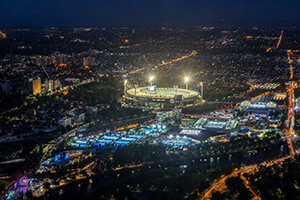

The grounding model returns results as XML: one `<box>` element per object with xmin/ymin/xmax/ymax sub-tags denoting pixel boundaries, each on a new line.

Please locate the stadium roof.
<box><xmin>251</xmin><ymin>95</ymin><xmax>271</xmax><ymax>103</ymax></box>
<box><xmin>126</xmin><ymin>87</ymin><xmax>199</xmax><ymax>99</ymax></box>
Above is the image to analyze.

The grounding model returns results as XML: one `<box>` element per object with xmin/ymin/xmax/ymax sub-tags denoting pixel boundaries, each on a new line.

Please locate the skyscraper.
<box><xmin>28</xmin><ymin>77</ymin><xmax>41</xmax><ymax>95</ymax></box>
<box><xmin>83</xmin><ymin>57</ymin><xmax>95</xmax><ymax>67</ymax></box>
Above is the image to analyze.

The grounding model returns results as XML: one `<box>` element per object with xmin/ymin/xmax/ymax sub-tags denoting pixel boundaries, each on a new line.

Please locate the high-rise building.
<box><xmin>36</xmin><ymin>56</ymin><xmax>42</xmax><ymax>66</ymax></box>
<box><xmin>83</xmin><ymin>57</ymin><xmax>95</xmax><ymax>67</ymax></box>
<box><xmin>44</xmin><ymin>79</ymin><xmax>53</xmax><ymax>92</ymax></box>
<box><xmin>58</xmin><ymin>117</ymin><xmax>72</xmax><ymax>128</ymax></box>
<box><xmin>28</xmin><ymin>77</ymin><xmax>41</xmax><ymax>95</ymax></box>
<box><xmin>36</xmin><ymin>56</ymin><xmax>53</xmax><ymax>66</ymax></box>
<box><xmin>36</xmin><ymin>53</ymin><xmax>68</xmax><ymax>67</ymax></box>
<box><xmin>44</xmin><ymin>79</ymin><xmax>62</xmax><ymax>92</ymax></box>
<box><xmin>53</xmin><ymin>79</ymin><xmax>62</xmax><ymax>90</ymax></box>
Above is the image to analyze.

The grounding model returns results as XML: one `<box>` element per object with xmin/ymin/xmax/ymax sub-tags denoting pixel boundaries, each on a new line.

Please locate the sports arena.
<box><xmin>124</xmin><ymin>86</ymin><xmax>201</xmax><ymax>108</ymax></box>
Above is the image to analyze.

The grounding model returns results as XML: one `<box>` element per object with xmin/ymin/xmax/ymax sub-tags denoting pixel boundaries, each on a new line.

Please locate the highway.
<box><xmin>276</xmin><ymin>30</ymin><xmax>283</xmax><ymax>49</ymax></box>
<box><xmin>0</xmin><ymin>31</ymin><xmax>6</xmax><ymax>39</ymax></box>
<box><xmin>201</xmin><ymin>165</ymin><xmax>257</xmax><ymax>200</ymax></box>
<box><xmin>286</xmin><ymin>48</ymin><xmax>297</xmax><ymax>158</ymax></box>
<box><xmin>200</xmin><ymin>155</ymin><xmax>292</xmax><ymax>200</ymax></box>
<box><xmin>118</xmin><ymin>50</ymin><xmax>197</xmax><ymax>77</ymax></box>
<box><xmin>266</xmin><ymin>30</ymin><xmax>283</xmax><ymax>52</ymax></box>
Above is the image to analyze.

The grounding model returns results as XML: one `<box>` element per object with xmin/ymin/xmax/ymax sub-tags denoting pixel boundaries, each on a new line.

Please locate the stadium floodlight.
<box><xmin>184</xmin><ymin>77</ymin><xmax>189</xmax><ymax>83</ymax></box>
<box><xmin>184</xmin><ymin>77</ymin><xmax>189</xmax><ymax>89</ymax></box>
<box><xmin>149</xmin><ymin>76</ymin><xmax>154</xmax><ymax>85</ymax></box>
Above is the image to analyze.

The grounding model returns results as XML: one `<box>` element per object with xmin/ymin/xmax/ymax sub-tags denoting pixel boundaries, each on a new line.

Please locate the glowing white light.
<box><xmin>184</xmin><ymin>77</ymin><xmax>189</xmax><ymax>83</ymax></box>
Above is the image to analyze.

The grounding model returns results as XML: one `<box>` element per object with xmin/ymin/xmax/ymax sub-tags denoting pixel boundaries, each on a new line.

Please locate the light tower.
<box><xmin>149</xmin><ymin>76</ymin><xmax>154</xmax><ymax>86</ymax></box>
<box><xmin>200</xmin><ymin>82</ymin><xmax>203</xmax><ymax>100</ymax></box>
<box><xmin>184</xmin><ymin>77</ymin><xmax>189</xmax><ymax>89</ymax></box>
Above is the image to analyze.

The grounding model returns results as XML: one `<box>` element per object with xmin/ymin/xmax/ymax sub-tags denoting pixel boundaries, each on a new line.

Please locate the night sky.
<box><xmin>1</xmin><ymin>0</ymin><xmax>300</xmax><ymax>27</ymax></box>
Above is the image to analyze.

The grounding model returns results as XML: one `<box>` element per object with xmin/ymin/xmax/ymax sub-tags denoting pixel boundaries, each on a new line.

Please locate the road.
<box><xmin>118</xmin><ymin>50</ymin><xmax>197</xmax><ymax>77</ymax></box>
<box><xmin>201</xmin><ymin>165</ymin><xmax>257</xmax><ymax>200</ymax></box>
<box><xmin>200</xmin><ymin>155</ymin><xmax>292</xmax><ymax>200</ymax></box>
<box><xmin>266</xmin><ymin>30</ymin><xmax>283</xmax><ymax>52</ymax></box>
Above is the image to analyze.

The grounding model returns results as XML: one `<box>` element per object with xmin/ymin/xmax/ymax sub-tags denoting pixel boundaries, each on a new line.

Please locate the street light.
<box><xmin>184</xmin><ymin>77</ymin><xmax>189</xmax><ymax>89</ymax></box>
<box><xmin>149</xmin><ymin>76</ymin><xmax>154</xmax><ymax>86</ymax></box>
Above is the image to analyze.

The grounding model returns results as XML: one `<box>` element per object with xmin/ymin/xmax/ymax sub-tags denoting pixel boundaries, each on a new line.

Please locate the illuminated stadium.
<box><xmin>124</xmin><ymin>86</ymin><xmax>201</xmax><ymax>108</ymax></box>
